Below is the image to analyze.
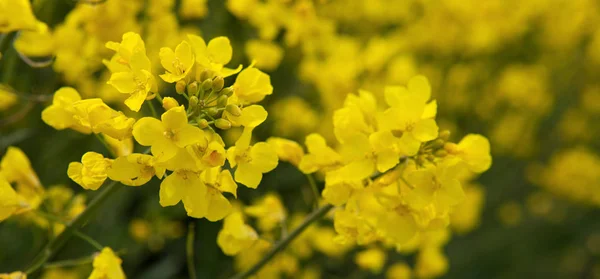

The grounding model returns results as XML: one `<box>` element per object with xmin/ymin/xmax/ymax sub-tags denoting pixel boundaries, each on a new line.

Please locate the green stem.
<box><xmin>306</xmin><ymin>174</ymin><xmax>320</xmax><ymax>209</ymax></box>
<box><xmin>147</xmin><ymin>100</ymin><xmax>158</xmax><ymax>118</ymax></box>
<box><xmin>94</xmin><ymin>134</ymin><xmax>117</xmax><ymax>158</ymax></box>
<box><xmin>229</xmin><ymin>204</ymin><xmax>334</xmax><ymax>279</ymax></box>
<box><xmin>187</xmin><ymin>222</ymin><xmax>197</xmax><ymax>279</ymax></box>
<box><xmin>24</xmin><ymin>180</ymin><xmax>122</xmax><ymax>275</ymax></box>
<box><xmin>73</xmin><ymin>230</ymin><xmax>103</xmax><ymax>251</ymax></box>
<box><xmin>43</xmin><ymin>256</ymin><xmax>94</xmax><ymax>269</ymax></box>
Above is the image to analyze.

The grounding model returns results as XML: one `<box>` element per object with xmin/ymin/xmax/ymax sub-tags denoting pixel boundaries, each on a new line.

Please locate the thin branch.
<box><xmin>306</xmin><ymin>174</ymin><xmax>320</xmax><ymax>209</ymax></box>
<box><xmin>73</xmin><ymin>230</ymin><xmax>103</xmax><ymax>251</ymax></box>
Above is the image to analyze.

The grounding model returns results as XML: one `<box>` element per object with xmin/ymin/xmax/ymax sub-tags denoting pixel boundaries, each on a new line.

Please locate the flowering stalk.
<box><xmin>230</xmin><ymin>204</ymin><xmax>334</xmax><ymax>279</ymax></box>
<box><xmin>25</xmin><ymin>179</ymin><xmax>121</xmax><ymax>275</ymax></box>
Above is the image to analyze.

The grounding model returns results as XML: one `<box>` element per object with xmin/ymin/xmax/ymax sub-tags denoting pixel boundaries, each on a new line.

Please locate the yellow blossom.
<box><xmin>194</xmin><ymin>167</ymin><xmax>237</xmax><ymax>221</ymax></box>
<box><xmin>159</xmin><ymin>170</ymin><xmax>209</xmax><ymax>218</ymax></box>
<box><xmin>266</xmin><ymin>137</ymin><xmax>304</xmax><ymax>167</ymax></box>
<box><xmin>230</xmin><ymin>66</ymin><xmax>273</xmax><ymax>104</ymax></box>
<box><xmin>217</xmin><ymin>211</ymin><xmax>258</xmax><ymax>256</ymax></box>
<box><xmin>68</xmin><ymin>152</ymin><xmax>113</xmax><ymax>190</ymax></box>
<box><xmin>0</xmin><ymin>0</ymin><xmax>45</xmax><ymax>33</ymax></box>
<box><xmin>187</xmin><ymin>35</ymin><xmax>242</xmax><ymax>77</ymax></box>
<box><xmin>159</xmin><ymin>40</ymin><xmax>195</xmax><ymax>83</ymax></box>
<box><xmin>0</xmin><ymin>175</ymin><xmax>19</xmax><ymax>222</ymax></box>
<box><xmin>103</xmin><ymin>135</ymin><xmax>133</xmax><ymax>158</ymax></box>
<box><xmin>298</xmin><ymin>133</ymin><xmax>341</xmax><ymax>174</ymax></box>
<box><xmin>0</xmin><ymin>271</ymin><xmax>27</xmax><ymax>279</ymax></box>
<box><xmin>179</xmin><ymin>0</ymin><xmax>208</xmax><ymax>19</ymax></box>
<box><xmin>245</xmin><ymin>193</ymin><xmax>286</xmax><ymax>232</ymax></box>
<box><xmin>245</xmin><ymin>40</ymin><xmax>284</xmax><ymax>71</ymax></box>
<box><xmin>132</xmin><ymin>106</ymin><xmax>204</xmax><ymax>162</ymax></box>
<box><xmin>386</xmin><ymin>263</ymin><xmax>412</xmax><ymax>279</ymax></box>
<box><xmin>88</xmin><ymin>247</ymin><xmax>126</xmax><ymax>279</ymax></box>
<box><xmin>355</xmin><ymin>248</ymin><xmax>387</xmax><ymax>274</ymax></box>
<box><xmin>227</xmin><ymin>127</ymin><xmax>278</xmax><ymax>188</ymax></box>
<box><xmin>445</xmin><ymin>134</ymin><xmax>492</xmax><ymax>173</ymax></box>
<box><xmin>107</xmin><ymin>153</ymin><xmax>164</xmax><ymax>186</ymax></box>
<box><xmin>0</xmin><ymin>86</ymin><xmax>18</xmax><ymax>111</ymax></box>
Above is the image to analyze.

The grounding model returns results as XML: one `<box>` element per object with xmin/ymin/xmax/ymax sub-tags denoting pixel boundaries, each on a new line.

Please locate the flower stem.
<box><xmin>229</xmin><ymin>204</ymin><xmax>334</xmax><ymax>279</ymax></box>
<box><xmin>24</xmin><ymin>180</ymin><xmax>122</xmax><ymax>275</ymax></box>
<box><xmin>187</xmin><ymin>222</ymin><xmax>197</xmax><ymax>279</ymax></box>
<box><xmin>306</xmin><ymin>174</ymin><xmax>320</xmax><ymax>209</ymax></box>
<box><xmin>94</xmin><ymin>134</ymin><xmax>117</xmax><ymax>158</ymax></box>
<box><xmin>73</xmin><ymin>230</ymin><xmax>104</xmax><ymax>251</ymax></box>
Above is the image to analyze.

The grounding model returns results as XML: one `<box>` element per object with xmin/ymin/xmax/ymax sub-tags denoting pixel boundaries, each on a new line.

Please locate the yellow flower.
<box><xmin>0</xmin><ymin>85</ymin><xmax>18</xmax><ymax>111</ymax></box>
<box><xmin>227</xmin><ymin>127</ymin><xmax>278</xmax><ymax>188</ymax></box>
<box><xmin>415</xmin><ymin>247</ymin><xmax>448</xmax><ymax>279</ymax></box>
<box><xmin>159</xmin><ymin>40</ymin><xmax>195</xmax><ymax>83</ymax></box>
<box><xmin>159</xmin><ymin>170</ymin><xmax>208</xmax><ymax>218</ymax></box>
<box><xmin>0</xmin><ymin>147</ymin><xmax>43</xmax><ymax>215</ymax></box>
<box><xmin>298</xmin><ymin>133</ymin><xmax>341</xmax><ymax>174</ymax></box>
<box><xmin>445</xmin><ymin>134</ymin><xmax>492</xmax><ymax>173</ymax></box>
<box><xmin>230</xmin><ymin>66</ymin><xmax>273</xmax><ymax>104</ymax></box>
<box><xmin>179</xmin><ymin>0</ymin><xmax>208</xmax><ymax>19</ymax></box>
<box><xmin>132</xmin><ymin>106</ymin><xmax>204</xmax><ymax>162</ymax></box>
<box><xmin>42</xmin><ymin>87</ymin><xmax>135</xmax><ymax>139</ymax></box>
<box><xmin>13</xmin><ymin>24</ymin><xmax>54</xmax><ymax>57</ymax></box>
<box><xmin>355</xmin><ymin>248</ymin><xmax>387</xmax><ymax>274</ymax></box>
<box><xmin>223</xmin><ymin>105</ymin><xmax>268</xmax><ymax>128</ymax></box>
<box><xmin>88</xmin><ymin>247</ymin><xmax>126</xmax><ymax>279</ymax></box>
<box><xmin>41</xmin><ymin>87</ymin><xmax>90</xmax><ymax>133</ymax></box>
<box><xmin>404</xmin><ymin>160</ymin><xmax>466</xmax><ymax>212</ymax></box>
<box><xmin>0</xmin><ymin>175</ymin><xmax>19</xmax><ymax>222</ymax></box>
<box><xmin>375</xmin><ymin>207</ymin><xmax>418</xmax><ymax>247</ymax></box>
<box><xmin>103</xmin><ymin>135</ymin><xmax>133</xmax><ymax>158</ymax></box>
<box><xmin>187</xmin><ymin>35</ymin><xmax>242</xmax><ymax>77</ymax></box>
<box><xmin>244</xmin><ymin>40</ymin><xmax>284</xmax><ymax>71</ymax></box>
<box><xmin>266</xmin><ymin>137</ymin><xmax>304</xmax><ymax>167</ymax></box>
<box><xmin>386</xmin><ymin>263</ymin><xmax>412</xmax><ymax>279</ymax></box>
<box><xmin>107</xmin><ymin>153</ymin><xmax>164</xmax><ymax>186</ymax></box>
<box><xmin>245</xmin><ymin>193</ymin><xmax>286</xmax><ymax>232</ymax></box>
<box><xmin>106</xmin><ymin>32</ymin><xmax>156</xmax><ymax>112</ymax></box>
<box><xmin>217</xmin><ymin>211</ymin><xmax>258</xmax><ymax>256</ymax></box>
<box><xmin>0</xmin><ymin>0</ymin><xmax>45</xmax><ymax>33</ymax></box>
<box><xmin>379</xmin><ymin>76</ymin><xmax>439</xmax><ymax>155</ymax></box>
<box><xmin>0</xmin><ymin>271</ymin><xmax>27</xmax><ymax>279</ymax></box>
<box><xmin>194</xmin><ymin>167</ymin><xmax>237</xmax><ymax>221</ymax></box>
<box><xmin>68</xmin><ymin>152</ymin><xmax>113</xmax><ymax>190</ymax></box>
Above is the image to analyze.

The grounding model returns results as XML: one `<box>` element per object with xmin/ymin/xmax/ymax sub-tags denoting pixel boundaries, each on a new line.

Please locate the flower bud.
<box><xmin>206</xmin><ymin>107</ymin><xmax>219</xmax><ymax>116</ymax></box>
<box><xmin>196</xmin><ymin>118</ymin><xmax>209</xmax><ymax>129</ymax></box>
<box><xmin>439</xmin><ymin>130</ymin><xmax>451</xmax><ymax>141</ymax></box>
<box><xmin>199</xmin><ymin>69</ymin><xmax>212</xmax><ymax>82</ymax></box>
<box><xmin>187</xmin><ymin>81</ymin><xmax>199</xmax><ymax>96</ymax></box>
<box><xmin>212</xmin><ymin>76</ymin><xmax>224</xmax><ymax>92</ymax></box>
<box><xmin>225</xmin><ymin>104</ymin><xmax>242</xmax><ymax>117</ymax></box>
<box><xmin>429</xmin><ymin>139</ymin><xmax>445</xmax><ymax>149</ymax></box>
<box><xmin>189</xmin><ymin>96</ymin><xmax>199</xmax><ymax>108</ymax></box>
<box><xmin>215</xmin><ymin>118</ymin><xmax>231</xmax><ymax>130</ymax></box>
<box><xmin>202</xmin><ymin>79</ymin><xmax>213</xmax><ymax>92</ymax></box>
<box><xmin>162</xmin><ymin>97</ymin><xmax>179</xmax><ymax>110</ymax></box>
<box><xmin>221</xmin><ymin>87</ymin><xmax>234</xmax><ymax>97</ymax></box>
<box><xmin>217</xmin><ymin>95</ymin><xmax>229</xmax><ymax>107</ymax></box>
<box><xmin>434</xmin><ymin>150</ymin><xmax>448</xmax><ymax>157</ymax></box>
<box><xmin>176</xmin><ymin>80</ymin><xmax>187</xmax><ymax>94</ymax></box>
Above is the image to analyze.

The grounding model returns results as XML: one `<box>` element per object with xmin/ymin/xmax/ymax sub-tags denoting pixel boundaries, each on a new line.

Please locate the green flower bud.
<box><xmin>176</xmin><ymin>80</ymin><xmax>187</xmax><ymax>94</ymax></box>
<box><xmin>225</xmin><ymin>104</ymin><xmax>242</xmax><ymax>117</ymax></box>
<box><xmin>429</xmin><ymin>139</ymin><xmax>445</xmax><ymax>149</ymax></box>
<box><xmin>221</xmin><ymin>87</ymin><xmax>234</xmax><ymax>97</ymax></box>
<box><xmin>434</xmin><ymin>150</ymin><xmax>448</xmax><ymax>157</ymax></box>
<box><xmin>187</xmin><ymin>81</ymin><xmax>199</xmax><ymax>96</ymax></box>
<box><xmin>439</xmin><ymin>130</ymin><xmax>451</xmax><ymax>141</ymax></box>
<box><xmin>215</xmin><ymin>118</ymin><xmax>232</xmax><ymax>130</ymax></box>
<box><xmin>206</xmin><ymin>107</ymin><xmax>219</xmax><ymax>116</ymax></box>
<box><xmin>202</xmin><ymin>79</ymin><xmax>213</xmax><ymax>92</ymax></box>
<box><xmin>189</xmin><ymin>96</ymin><xmax>199</xmax><ymax>108</ymax></box>
<box><xmin>197</xmin><ymin>118</ymin><xmax>209</xmax><ymax>129</ymax></box>
<box><xmin>212</xmin><ymin>76</ymin><xmax>224</xmax><ymax>92</ymax></box>
<box><xmin>217</xmin><ymin>95</ymin><xmax>229</xmax><ymax>107</ymax></box>
<box><xmin>199</xmin><ymin>69</ymin><xmax>212</xmax><ymax>82</ymax></box>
